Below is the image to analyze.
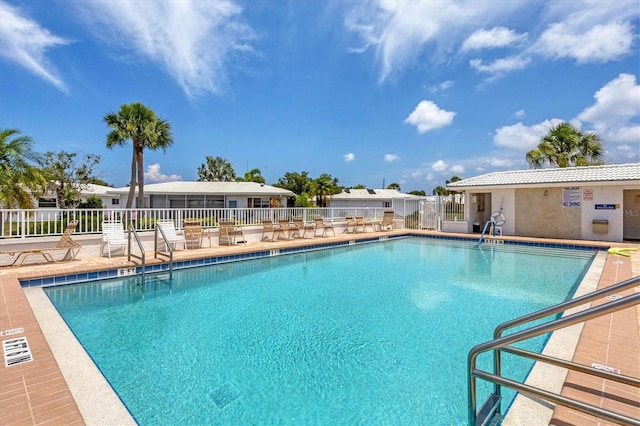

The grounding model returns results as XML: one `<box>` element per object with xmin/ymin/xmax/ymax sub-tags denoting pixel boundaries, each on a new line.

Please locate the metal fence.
<box><xmin>0</xmin><ymin>196</ymin><xmax>465</xmax><ymax>239</ymax></box>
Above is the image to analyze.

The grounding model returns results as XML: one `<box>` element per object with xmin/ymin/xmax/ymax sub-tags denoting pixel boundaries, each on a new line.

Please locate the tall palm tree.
<box><xmin>526</xmin><ymin>122</ymin><xmax>604</xmax><ymax>168</ymax></box>
<box><xmin>197</xmin><ymin>156</ymin><xmax>237</xmax><ymax>182</ymax></box>
<box><xmin>104</xmin><ymin>103</ymin><xmax>173</xmax><ymax>208</ymax></box>
<box><xmin>0</xmin><ymin>129</ymin><xmax>47</xmax><ymax>209</ymax></box>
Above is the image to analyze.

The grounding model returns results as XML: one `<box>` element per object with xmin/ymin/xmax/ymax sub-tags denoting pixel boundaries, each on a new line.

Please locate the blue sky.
<box><xmin>1</xmin><ymin>0</ymin><xmax>639</xmax><ymax>193</ymax></box>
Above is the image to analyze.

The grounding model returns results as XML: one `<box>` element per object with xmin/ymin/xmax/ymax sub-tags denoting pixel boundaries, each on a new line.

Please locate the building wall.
<box><xmin>580</xmin><ymin>186</ymin><xmax>626</xmax><ymax>242</ymax></box>
<box><xmin>514</xmin><ymin>187</ymin><xmax>582</xmax><ymax>239</ymax></box>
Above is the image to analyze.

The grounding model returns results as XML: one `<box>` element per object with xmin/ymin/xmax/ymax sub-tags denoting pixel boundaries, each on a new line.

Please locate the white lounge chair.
<box><xmin>157</xmin><ymin>220</ymin><xmax>187</xmax><ymax>250</ymax></box>
<box><xmin>101</xmin><ymin>221</ymin><xmax>127</xmax><ymax>258</ymax></box>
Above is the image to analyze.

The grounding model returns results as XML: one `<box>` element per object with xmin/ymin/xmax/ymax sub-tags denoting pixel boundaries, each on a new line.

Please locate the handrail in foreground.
<box><xmin>127</xmin><ymin>225</ymin><xmax>146</xmax><ymax>284</ymax></box>
<box><xmin>468</xmin><ymin>275</ymin><xmax>640</xmax><ymax>426</ymax></box>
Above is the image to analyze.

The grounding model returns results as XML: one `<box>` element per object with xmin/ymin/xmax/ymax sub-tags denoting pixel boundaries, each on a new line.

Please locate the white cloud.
<box><xmin>405</xmin><ymin>100</ymin><xmax>456</xmax><ymax>134</ymax></box>
<box><xmin>428</xmin><ymin>80</ymin><xmax>454</xmax><ymax>93</ymax></box>
<box><xmin>344</xmin><ymin>1</ymin><xmax>640</xmax><ymax>83</ymax></box>
<box><xmin>469</xmin><ymin>56</ymin><xmax>531</xmax><ymax>80</ymax></box>
<box><xmin>344</xmin><ymin>1</ymin><xmax>526</xmax><ymax>82</ymax></box>
<box><xmin>450</xmin><ymin>164</ymin><xmax>465</xmax><ymax>174</ymax></box>
<box><xmin>488</xmin><ymin>157</ymin><xmax>517</xmax><ymax>168</ymax></box>
<box><xmin>493</xmin><ymin>119</ymin><xmax>564</xmax><ymax>151</ymax></box>
<box><xmin>577</xmin><ymin>73</ymin><xmax>640</xmax><ymax>144</ymax></box>
<box><xmin>535</xmin><ymin>21</ymin><xmax>634</xmax><ymax>64</ymax></box>
<box><xmin>144</xmin><ymin>163</ymin><xmax>182</xmax><ymax>183</ymax></box>
<box><xmin>514</xmin><ymin>109</ymin><xmax>525</xmax><ymax>118</ymax></box>
<box><xmin>431</xmin><ymin>160</ymin><xmax>447</xmax><ymax>172</ymax></box>
<box><xmin>607</xmin><ymin>145</ymin><xmax>639</xmax><ymax>163</ymax></box>
<box><xmin>76</xmin><ymin>0</ymin><xmax>255</xmax><ymax>98</ymax></box>
<box><xmin>461</xmin><ymin>26</ymin><xmax>527</xmax><ymax>51</ymax></box>
<box><xmin>0</xmin><ymin>1</ymin><xmax>69</xmax><ymax>92</ymax></box>
<box><xmin>384</xmin><ymin>154</ymin><xmax>399</xmax><ymax>162</ymax></box>
<box><xmin>344</xmin><ymin>152</ymin><xmax>355</xmax><ymax>162</ymax></box>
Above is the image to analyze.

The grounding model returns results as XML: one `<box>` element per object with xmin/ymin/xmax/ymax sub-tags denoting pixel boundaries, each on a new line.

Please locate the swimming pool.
<box><xmin>45</xmin><ymin>238</ymin><xmax>595</xmax><ymax>425</ymax></box>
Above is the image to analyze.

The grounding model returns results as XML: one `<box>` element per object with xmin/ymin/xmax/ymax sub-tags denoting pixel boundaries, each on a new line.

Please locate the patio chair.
<box><xmin>277</xmin><ymin>217</ymin><xmax>297</xmax><ymax>239</ymax></box>
<box><xmin>344</xmin><ymin>216</ymin><xmax>357</xmax><ymax>233</ymax></box>
<box><xmin>101</xmin><ymin>221</ymin><xmax>128</xmax><ymax>258</ymax></box>
<box><xmin>157</xmin><ymin>220</ymin><xmax>187</xmax><ymax>250</ymax></box>
<box><xmin>260</xmin><ymin>218</ymin><xmax>285</xmax><ymax>242</ymax></box>
<box><xmin>1</xmin><ymin>220</ymin><xmax>81</xmax><ymax>267</ymax></box>
<box><xmin>292</xmin><ymin>217</ymin><xmax>315</xmax><ymax>238</ymax></box>
<box><xmin>355</xmin><ymin>216</ymin><xmax>375</xmax><ymax>233</ymax></box>
<box><xmin>183</xmin><ymin>218</ymin><xmax>211</xmax><ymax>248</ymax></box>
<box><xmin>219</xmin><ymin>220</ymin><xmax>246</xmax><ymax>246</ymax></box>
<box><xmin>379</xmin><ymin>211</ymin><xmax>395</xmax><ymax>231</ymax></box>
<box><xmin>314</xmin><ymin>216</ymin><xmax>335</xmax><ymax>237</ymax></box>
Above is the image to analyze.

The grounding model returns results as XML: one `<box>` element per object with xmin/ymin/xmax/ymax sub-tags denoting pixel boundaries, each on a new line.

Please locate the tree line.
<box><xmin>1</xmin><ymin>102</ymin><xmax>604</xmax><ymax>210</ymax></box>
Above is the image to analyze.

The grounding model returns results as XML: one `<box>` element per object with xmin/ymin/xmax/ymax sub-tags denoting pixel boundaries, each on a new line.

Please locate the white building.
<box><xmin>330</xmin><ymin>188</ymin><xmax>421</xmax><ymax>207</ymax></box>
<box><xmin>107</xmin><ymin>181</ymin><xmax>295</xmax><ymax>209</ymax></box>
<box><xmin>446</xmin><ymin>163</ymin><xmax>640</xmax><ymax>242</ymax></box>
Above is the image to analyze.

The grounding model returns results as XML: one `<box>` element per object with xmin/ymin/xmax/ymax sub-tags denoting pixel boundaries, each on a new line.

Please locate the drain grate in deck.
<box><xmin>210</xmin><ymin>382</ymin><xmax>241</xmax><ymax>409</ymax></box>
<box><xmin>3</xmin><ymin>337</ymin><xmax>33</xmax><ymax>367</ymax></box>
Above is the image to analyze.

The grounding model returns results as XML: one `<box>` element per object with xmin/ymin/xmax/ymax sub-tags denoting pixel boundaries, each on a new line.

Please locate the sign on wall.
<box><xmin>595</xmin><ymin>204</ymin><xmax>618</xmax><ymax>210</ymax></box>
<box><xmin>563</xmin><ymin>187</ymin><xmax>581</xmax><ymax>208</ymax></box>
<box><xmin>583</xmin><ymin>188</ymin><xmax>593</xmax><ymax>200</ymax></box>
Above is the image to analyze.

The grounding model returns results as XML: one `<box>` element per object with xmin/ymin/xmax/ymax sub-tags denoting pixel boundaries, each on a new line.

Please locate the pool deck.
<box><xmin>1</xmin><ymin>230</ymin><xmax>638</xmax><ymax>425</ymax></box>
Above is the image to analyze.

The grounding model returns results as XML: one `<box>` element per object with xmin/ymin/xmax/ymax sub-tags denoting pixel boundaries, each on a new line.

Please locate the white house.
<box><xmin>35</xmin><ymin>183</ymin><xmax>120</xmax><ymax>208</ymax></box>
<box><xmin>330</xmin><ymin>188</ymin><xmax>423</xmax><ymax>217</ymax></box>
<box><xmin>446</xmin><ymin>163</ymin><xmax>640</xmax><ymax>242</ymax></box>
<box><xmin>107</xmin><ymin>181</ymin><xmax>295</xmax><ymax>209</ymax></box>
<box><xmin>330</xmin><ymin>188</ymin><xmax>421</xmax><ymax>208</ymax></box>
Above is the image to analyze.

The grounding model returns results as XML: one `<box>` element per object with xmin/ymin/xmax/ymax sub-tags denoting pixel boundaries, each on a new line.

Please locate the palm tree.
<box><xmin>197</xmin><ymin>156</ymin><xmax>237</xmax><ymax>182</ymax></box>
<box><xmin>104</xmin><ymin>103</ymin><xmax>173</xmax><ymax>208</ymax></box>
<box><xmin>526</xmin><ymin>122</ymin><xmax>604</xmax><ymax>168</ymax></box>
<box><xmin>386</xmin><ymin>182</ymin><xmax>401</xmax><ymax>191</ymax></box>
<box><xmin>0</xmin><ymin>129</ymin><xmax>47</xmax><ymax>209</ymax></box>
<box><xmin>310</xmin><ymin>174</ymin><xmax>340</xmax><ymax>207</ymax></box>
<box><xmin>238</xmin><ymin>168</ymin><xmax>265</xmax><ymax>183</ymax></box>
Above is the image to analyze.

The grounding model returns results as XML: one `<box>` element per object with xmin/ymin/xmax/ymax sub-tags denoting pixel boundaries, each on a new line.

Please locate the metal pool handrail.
<box><xmin>154</xmin><ymin>222</ymin><xmax>174</xmax><ymax>280</ymax></box>
<box><xmin>467</xmin><ymin>275</ymin><xmax>640</xmax><ymax>426</ymax></box>
<box><xmin>128</xmin><ymin>224</ymin><xmax>146</xmax><ymax>284</ymax></box>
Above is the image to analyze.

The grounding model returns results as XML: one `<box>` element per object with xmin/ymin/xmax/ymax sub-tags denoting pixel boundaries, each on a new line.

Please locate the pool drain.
<box><xmin>210</xmin><ymin>382</ymin><xmax>241</xmax><ymax>409</ymax></box>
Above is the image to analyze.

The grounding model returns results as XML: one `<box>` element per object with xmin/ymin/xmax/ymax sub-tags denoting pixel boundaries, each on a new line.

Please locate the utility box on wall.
<box><xmin>592</xmin><ymin>219</ymin><xmax>609</xmax><ymax>234</ymax></box>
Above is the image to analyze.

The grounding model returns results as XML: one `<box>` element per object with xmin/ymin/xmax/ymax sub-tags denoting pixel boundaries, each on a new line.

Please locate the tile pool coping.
<box><xmin>18</xmin><ymin>233</ymin><xmax>606</xmax><ymax>288</ymax></box>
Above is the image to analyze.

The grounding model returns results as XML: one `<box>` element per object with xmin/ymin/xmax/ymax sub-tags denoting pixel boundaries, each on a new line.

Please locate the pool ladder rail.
<box><xmin>126</xmin><ymin>224</ymin><xmax>175</xmax><ymax>286</ymax></box>
<box><xmin>477</xmin><ymin>221</ymin><xmax>501</xmax><ymax>245</ymax></box>
<box><xmin>467</xmin><ymin>275</ymin><xmax>640</xmax><ymax>426</ymax></box>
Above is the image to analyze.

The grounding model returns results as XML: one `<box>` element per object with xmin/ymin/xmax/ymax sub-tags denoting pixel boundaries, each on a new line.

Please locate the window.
<box><xmin>382</xmin><ymin>201</ymin><xmax>391</xmax><ymax>208</ymax></box>
<box><xmin>228</xmin><ymin>200</ymin><xmax>238</xmax><ymax>208</ymax></box>
<box><xmin>111</xmin><ymin>198</ymin><xmax>120</xmax><ymax>205</ymax></box>
<box><xmin>250</xmin><ymin>197</ymin><xmax>270</xmax><ymax>208</ymax></box>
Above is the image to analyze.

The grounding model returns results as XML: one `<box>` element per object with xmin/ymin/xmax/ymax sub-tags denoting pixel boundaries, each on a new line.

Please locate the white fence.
<box><xmin>0</xmin><ymin>196</ymin><xmax>465</xmax><ymax>239</ymax></box>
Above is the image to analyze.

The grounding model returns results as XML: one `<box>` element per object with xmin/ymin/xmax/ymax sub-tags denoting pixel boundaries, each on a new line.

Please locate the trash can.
<box><xmin>473</xmin><ymin>222</ymin><xmax>480</xmax><ymax>233</ymax></box>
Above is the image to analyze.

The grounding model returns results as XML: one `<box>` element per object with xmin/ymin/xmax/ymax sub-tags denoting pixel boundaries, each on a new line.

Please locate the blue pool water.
<box><xmin>45</xmin><ymin>238</ymin><xmax>595</xmax><ymax>425</ymax></box>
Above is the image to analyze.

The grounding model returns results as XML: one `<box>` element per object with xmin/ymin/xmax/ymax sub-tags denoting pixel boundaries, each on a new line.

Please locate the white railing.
<box><xmin>0</xmin><ymin>197</ymin><xmax>465</xmax><ymax>239</ymax></box>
